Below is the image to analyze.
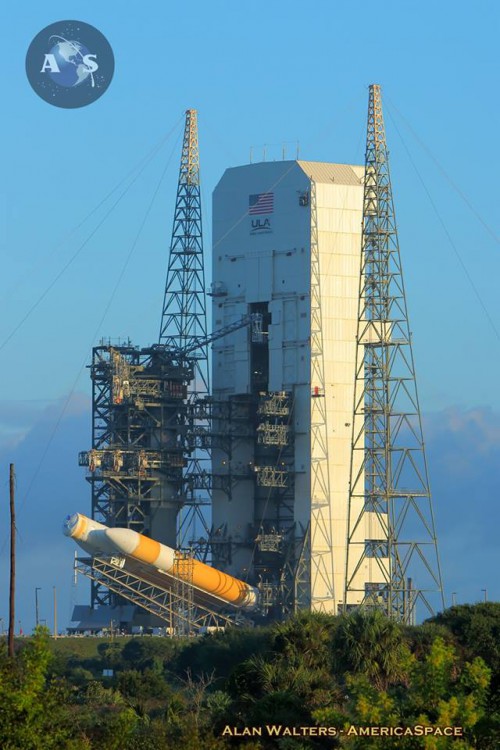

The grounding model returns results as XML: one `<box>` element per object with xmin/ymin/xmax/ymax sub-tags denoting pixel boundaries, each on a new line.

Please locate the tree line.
<box><xmin>0</xmin><ymin>603</ymin><xmax>498</xmax><ymax>749</ymax></box>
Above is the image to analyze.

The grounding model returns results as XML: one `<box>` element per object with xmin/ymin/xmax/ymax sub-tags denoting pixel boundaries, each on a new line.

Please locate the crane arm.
<box><xmin>175</xmin><ymin>313</ymin><xmax>263</xmax><ymax>357</ymax></box>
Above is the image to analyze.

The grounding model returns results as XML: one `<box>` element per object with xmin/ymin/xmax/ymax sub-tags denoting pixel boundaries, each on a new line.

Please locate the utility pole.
<box><xmin>53</xmin><ymin>586</ymin><xmax>58</xmax><ymax>639</ymax></box>
<box><xmin>35</xmin><ymin>587</ymin><xmax>41</xmax><ymax>628</ymax></box>
<box><xmin>8</xmin><ymin>464</ymin><xmax>15</xmax><ymax>658</ymax></box>
<box><xmin>345</xmin><ymin>84</ymin><xmax>444</xmax><ymax>623</ymax></box>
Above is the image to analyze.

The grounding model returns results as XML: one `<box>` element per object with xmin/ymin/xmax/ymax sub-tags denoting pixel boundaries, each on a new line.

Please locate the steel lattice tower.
<box><xmin>344</xmin><ymin>84</ymin><xmax>444</xmax><ymax>623</ymax></box>
<box><xmin>159</xmin><ymin>109</ymin><xmax>211</xmax><ymax>552</ymax></box>
<box><xmin>159</xmin><ymin>109</ymin><xmax>209</xmax><ymax>394</ymax></box>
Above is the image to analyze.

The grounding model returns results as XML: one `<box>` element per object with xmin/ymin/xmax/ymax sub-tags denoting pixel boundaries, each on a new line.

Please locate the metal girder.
<box><xmin>159</xmin><ymin>109</ymin><xmax>209</xmax><ymax>394</ymax></box>
<box><xmin>75</xmin><ymin>556</ymin><xmax>247</xmax><ymax>634</ymax></box>
<box><xmin>84</xmin><ymin>344</ymin><xmax>190</xmax><ymax>608</ymax></box>
<box><xmin>344</xmin><ymin>84</ymin><xmax>444</xmax><ymax>623</ymax></box>
<box><xmin>157</xmin><ymin>110</ymin><xmax>212</xmax><ymax>553</ymax></box>
<box><xmin>309</xmin><ymin>180</ymin><xmax>336</xmax><ymax>611</ymax></box>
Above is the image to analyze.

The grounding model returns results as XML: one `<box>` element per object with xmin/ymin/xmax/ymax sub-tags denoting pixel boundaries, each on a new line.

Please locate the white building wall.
<box><xmin>313</xmin><ymin>176</ymin><xmax>366</xmax><ymax>608</ymax></box>
<box><xmin>212</xmin><ymin>162</ymin><xmax>311</xmax><ymax>580</ymax></box>
<box><xmin>212</xmin><ymin>160</ymin><xmax>379</xmax><ymax>611</ymax></box>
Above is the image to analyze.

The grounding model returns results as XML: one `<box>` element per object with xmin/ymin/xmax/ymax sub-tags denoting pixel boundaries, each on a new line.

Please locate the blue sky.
<box><xmin>0</xmin><ymin>0</ymin><xmax>499</xmax><ymax>630</ymax></box>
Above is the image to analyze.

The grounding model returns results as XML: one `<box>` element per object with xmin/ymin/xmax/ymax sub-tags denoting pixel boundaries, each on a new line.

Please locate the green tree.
<box><xmin>331</xmin><ymin>609</ymin><xmax>412</xmax><ymax>690</ymax></box>
<box><xmin>0</xmin><ymin>627</ymin><xmax>87</xmax><ymax>749</ymax></box>
<box><xmin>404</xmin><ymin>621</ymin><xmax>455</xmax><ymax>660</ymax></box>
<box><xmin>313</xmin><ymin>638</ymin><xmax>492</xmax><ymax>749</ymax></box>
<box><xmin>428</xmin><ymin>603</ymin><xmax>500</xmax><ymax>747</ymax></box>
<box><xmin>97</xmin><ymin>641</ymin><xmax>123</xmax><ymax>670</ymax></box>
<box><xmin>121</xmin><ymin>637</ymin><xmax>178</xmax><ymax>673</ymax></box>
<box><xmin>271</xmin><ymin>611</ymin><xmax>337</xmax><ymax>671</ymax></box>
<box><xmin>429</xmin><ymin>603</ymin><xmax>500</xmax><ymax>697</ymax></box>
<box><xmin>118</xmin><ymin>667</ymin><xmax>173</xmax><ymax>701</ymax></box>
<box><xmin>429</xmin><ymin>604</ymin><xmax>500</xmax><ymax>665</ymax></box>
<box><xmin>159</xmin><ymin>672</ymin><xmax>230</xmax><ymax>750</ymax></box>
<box><xmin>227</xmin><ymin>651</ymin><xmax>337</xmax><ymax>740</ymax></box>
<box><xmin>409</xmin><ymin>638</ymin><xmax>493</xmax><ymax>748</ymax></box>
<box><xmin>171</xmin><ymin>626</ymin><xmax>271</xmax><ymax>682</ymax></box>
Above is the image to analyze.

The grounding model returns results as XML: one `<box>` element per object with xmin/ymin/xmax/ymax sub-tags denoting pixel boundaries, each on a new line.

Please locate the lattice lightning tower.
<box><xmin>344</xmin><ymin>84</ymin><xmax>444</xmax><ymax>623</ymax></box>
<box><xmin>159</xmin><ymin>109</ymin><xmax>209</xmax><ymax>393</ymax></box>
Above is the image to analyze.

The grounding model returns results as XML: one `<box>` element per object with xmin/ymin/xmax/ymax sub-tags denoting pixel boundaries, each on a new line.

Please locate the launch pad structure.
<box><xmin>72</xmin><ymin>90</ymin><xmax>444</xmax><ymax>634</ymax></box>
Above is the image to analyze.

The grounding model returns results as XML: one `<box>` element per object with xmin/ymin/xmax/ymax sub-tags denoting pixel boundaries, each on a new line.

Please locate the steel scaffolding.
<box><xmin>159</xmin><ymin>109</ymin><xmax>209</xmax><ymax>393</ymax></box>
<box><xmin>344</xmin><ymin>84</ymin><xmax>444</xmax><ymax>623</ymax></box>
<box><xmin>80</xmin><ymin>344</ymin><xmax>191</xmax><ymax>608</ymax></box>
<box><xmin>158</xmin><ymin>109</ymin><xmax>211</xmax><ymax>553</ymax></box>
<box><xmin>309</xmin><ymin>179</ymin><xmax>336</xmax><ymax>611</ymax></box>
<box><xmin>75</xmin><ymin>555</ymin><xmax>247</xmax><ymax>635</ymax></box>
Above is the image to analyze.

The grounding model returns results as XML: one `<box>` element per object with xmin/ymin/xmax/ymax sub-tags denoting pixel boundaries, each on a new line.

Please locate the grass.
<box><xmin>46</xmin><ymin>635</ymin><xmax>133</xmax><ymax>659</ymax></box>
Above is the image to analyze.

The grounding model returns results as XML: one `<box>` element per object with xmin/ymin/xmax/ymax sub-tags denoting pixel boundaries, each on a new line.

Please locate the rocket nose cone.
<box><xmin>63</xmin><ymin>513</ymin><xmax>79</xmax><ymax>537</ymax></box>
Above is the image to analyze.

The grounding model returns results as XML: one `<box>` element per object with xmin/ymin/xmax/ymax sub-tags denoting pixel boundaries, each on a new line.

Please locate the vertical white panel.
<box><xmin>245</xmin><ymin>251</ymin><xmax>273</xmax><ymax>302</ymax></box>
<box><xmin>283</xmin><ymin>298</ymin><xmax>297</xmax><ymax>341</ymax></box>
<box><xmin>283</xmin><ymin>347</ymin><xmax>296</xmax><ymax>385</ymax></box>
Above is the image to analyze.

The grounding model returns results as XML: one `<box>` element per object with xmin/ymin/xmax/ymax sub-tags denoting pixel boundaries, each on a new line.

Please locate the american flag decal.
<box><xmin>249</xmin><ymin>192</ymin><xmax>274</xmax><ymax>215</ymax></box>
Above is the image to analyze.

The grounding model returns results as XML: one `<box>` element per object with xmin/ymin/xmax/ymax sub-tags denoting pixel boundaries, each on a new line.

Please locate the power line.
<box><xmin>386</xmin><ymin>104</ymin><xmax>500</xmax><ymax>344</ymax></box>
<box><xmin>1</xmin><ymin>117</ymin><xmax>184</xmax><ymax>352</ymax></box>
<box><xmin>0</xmin><ymin>126</ymin><xmax>183</xmax><ymax>557</ymax></box>
<box><xmin>385</xmin><ymin>96</ymin><xmax>499</xmax><ymax>245</ymax></box>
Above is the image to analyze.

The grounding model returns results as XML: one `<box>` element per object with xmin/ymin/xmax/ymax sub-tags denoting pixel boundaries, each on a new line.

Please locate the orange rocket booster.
<box><xmin>64</xmin><ymin>513</ymin><xmax>258</xmax><ymax>610</ymax></box>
